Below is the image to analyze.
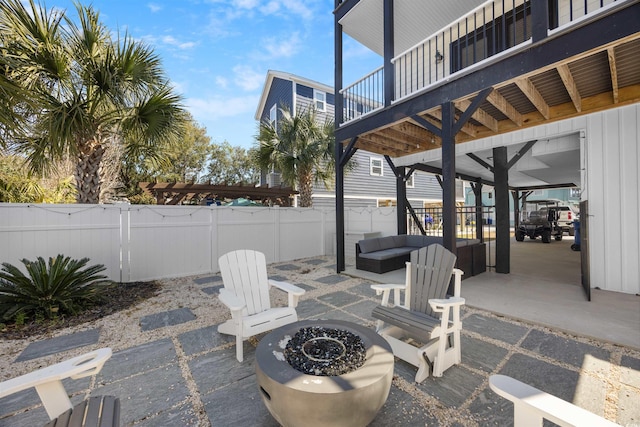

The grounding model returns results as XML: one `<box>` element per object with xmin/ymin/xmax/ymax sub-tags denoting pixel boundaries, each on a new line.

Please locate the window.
<box><xmin>314</xmin><ymin>90</ymin><xmax>326</xmax><ymax>112</ymax></box>
<box><xmin>406</xmin><ymin>173</ymin><xmax>415</xmax><ymax>188</ymax></box>
<box><xmin>370</xmin><ymin>157</ymin><xmax>383</xmax><ymax>176</ymax></box>
<box><xmin>269</xmin><ymin>104</ymin><xmax>277</xmax><ymax>127</ymax></box>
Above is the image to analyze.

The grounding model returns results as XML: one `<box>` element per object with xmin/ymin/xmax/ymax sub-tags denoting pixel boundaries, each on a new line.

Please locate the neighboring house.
<box><xmin>255</xmin><ymin>70</ymin><xmax>464</xmax><ymax>208</ymax></box>
<box><xmin>334</xmin><ymin>0</ymin><xmax>639</xmax><ymax>296</ymax></box>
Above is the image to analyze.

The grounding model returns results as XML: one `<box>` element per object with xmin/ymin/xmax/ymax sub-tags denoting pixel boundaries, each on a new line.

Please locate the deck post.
<box><xmin>383</xmin><ymin>0</ymin><xmax>394</xmax><ymax>106</ymax></box>
<box><xmin>493</xmin><ymin>147</ymin><xmax>510</xmax><ymax>273</ymax></box>
<box><xmin>441</xmin><ymin>102</ymin><xmax>457</xmax><ymax>254</ymax></box>
<box><xmin>335</xmin><ymin>1</ymin><xmax>345</xmax><ymax>273</ymax></box>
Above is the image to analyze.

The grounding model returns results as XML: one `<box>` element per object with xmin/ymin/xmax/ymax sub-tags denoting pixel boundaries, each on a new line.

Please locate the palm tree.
<box><xmin>0</xmin><ymin>0</ymin><xmax>185</xmax><ymax>203</ymax></box>
<box><xmin>255</xmin><ymin>106</ymin><xmax>335</xmax><ymax>207</ymax></box>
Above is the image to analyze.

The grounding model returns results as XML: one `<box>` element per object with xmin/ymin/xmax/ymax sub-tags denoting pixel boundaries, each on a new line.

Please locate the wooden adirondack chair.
<box><xmin>371</xmin><ymin>244</ymin><xmax>464</xmax><ymax>382</ymax></box>
<box><xmin>218</xmin><ymin>250</ymin><xmax>305</xmax><ymax>362</ymax></box>
<box><xmin>0</xmin><ymin>348</ymin><xmax>119</xmax><ymax>426</ymax></box>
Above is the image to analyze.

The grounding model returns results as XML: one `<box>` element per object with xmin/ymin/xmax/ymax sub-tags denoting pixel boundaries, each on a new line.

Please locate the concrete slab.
<box><xmin>188</xmin><ymin>347</ymin><xmax>256</xmax><ymax>396</ymax></box>
<box><xmin>93</xmin><ymin>364</ymin><xmax>190</xmax><ymax>425</ymax></box>
<box><xmin>520</xmin><ymin>329</ymin><xmax>610</xmax><ymax>368</ymax></box>
<box><xmin>193</xmin><ymin>275</ymin><xmax>221</xmax><ymax>285</ymax></box>
<box><xmin>273</xmin><ymin>263</ymin><xmax>300</xmax><ymax>271</ymax></box>
<box><xmin>369</xmin><ymin>385</ymin><xmax>438</xmax><ymax>426</ymax></box>
<box><xmin>98</xmin><ymin>338</ymin><xmax>176</xmax><ymax>382</ymax></box>
<box><xmin>15</xmin><ymin>328</ymin><xmax>100</xmax><ymax>362</ymax></box>
<box><xmin>200</xmin><ymin>284</ymin><xmax>222</xmax><ymax>295</ymax></box>
<box><xmin>462</xmin><ymin>335</ymin><xmax>509</xmax><ymax>373</ymax></box>
<box><xmin>463</xmin><ymin>313</ymin><xmax>529</xmax><ymax>345</ymax></box>
<box><xmin>177</xmin><ymin>324</ymin><xmax>232</xmax><ymax>356</ymax></box>
<box><xmin>412</xmin><ymin>365</ymin><xmax>485</xmax><ymax>408</ymax></box>
<box><xmin>132</xmin><ymin>401</ymin><xmax>200</xmax><ymax>427</ymax></box>
<box><xmin>302</xmin><ymin>258</ymin><xmax>328</xmax><ymax>265</ymax></box>
<box><xmin>315</xmin><ymin>274</ymin><xmax>349</xmax><ymax>285</ymax></box>
<box><xmin>317</xmin><ymin>290</ymin><xmax>363</xmax><ymax>307</ymax></box>
<box><xmin>139</xmin><ymin>308</ymin><xmax>196</xmax><ymax>331</ymax></box>
<box><xmin>296</xmin><ymin>299</ymin><xmax>333</xmax><ymax>318</ymax></box>
<box><xmin>201</xmin><ymin>375</ymin><xmax>278</xmax><ymax>426</ymax></box>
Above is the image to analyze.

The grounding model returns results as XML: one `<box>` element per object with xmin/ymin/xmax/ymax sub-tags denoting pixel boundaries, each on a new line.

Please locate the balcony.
<box><xmin>337</xmin><ymin>0</ymin><xmax>639</xmax><ymax>145</ymax></box>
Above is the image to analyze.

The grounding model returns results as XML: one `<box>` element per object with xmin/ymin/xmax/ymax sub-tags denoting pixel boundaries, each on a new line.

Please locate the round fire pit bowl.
<box><xmin>256</xmin><ymin>320</ymin><xmax>394</xmax><ymax>427</ymax></box>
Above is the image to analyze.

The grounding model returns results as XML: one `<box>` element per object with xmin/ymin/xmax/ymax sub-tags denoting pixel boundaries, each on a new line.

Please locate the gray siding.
<box><xmin>312</xmin><ymin>150</ymin><xmax>443</xmax><ymax>205</ymax></box>
<box><xmin>262</xmin><ymin>77</ymin><xmax>293</xmax><ymax>122</ymax></box>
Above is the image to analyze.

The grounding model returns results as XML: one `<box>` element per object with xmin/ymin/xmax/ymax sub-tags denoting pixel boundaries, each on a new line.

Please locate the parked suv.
<box><xmin>515</xmin><ymin>200</ymin><xmax>565</xmax><ymax>243</ymax></box>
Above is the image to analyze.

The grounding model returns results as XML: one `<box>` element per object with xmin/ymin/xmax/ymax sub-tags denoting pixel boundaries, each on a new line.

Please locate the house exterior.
<box><xmin>255</xmin><ymin>70</ymin><xmax>461</xmax><ymax>209</ymax></box>
<box><xmin>334</xmin><ymin>0</ymin><xmax>640</xmax><ymax>296</ymax></box>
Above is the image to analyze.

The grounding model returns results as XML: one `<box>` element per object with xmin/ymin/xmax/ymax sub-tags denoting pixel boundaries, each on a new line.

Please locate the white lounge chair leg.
<box><xmin>35</xmin><ymin>380</ymin><xmax>73</xmax><ymax>420</ymax></box>
<box><xmin>415</xmin><ymin>350</ymin><xmax>430</xmax><ymax>383</ymax></box>
<box><xmin>236</xmin><ymin>336</ymin><xmax>243</xmax><ymax>362</ymax></box>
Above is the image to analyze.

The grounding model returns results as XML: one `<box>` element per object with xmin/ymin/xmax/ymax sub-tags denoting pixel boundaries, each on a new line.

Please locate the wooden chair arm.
<box><xmin>429</xmin><ymin>297</ymin><xmax>465</xmax><ymax>311</ymax></box>
<box><xmin>0</xmin><ymin>348</ymin><xmax>112</xmax><ymax>420</ymax></box>
<box><xmin>269</xmin><ymin>280</ymin><xmax>305</xmax><ymax>308</ymax></box>
<box><xmin>489</xmin><ymin>375</ymin><xmax>620</xmax><ymax>427</ymax></box>
<box><xmin>218</xmin><ymin>289</ymin><xmax>245</xmax><ymax>312</ymax></box>
<box><xmin>371</xmin><ymin>283</ymin><xmax>406</xmax><ymax>307</ymax></box>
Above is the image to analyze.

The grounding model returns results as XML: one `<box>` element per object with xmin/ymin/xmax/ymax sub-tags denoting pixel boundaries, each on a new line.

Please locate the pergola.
<box><xmin>139</xmin><ymin>182</ymin><xmax>297</xmax><ymax>206</ymax></box>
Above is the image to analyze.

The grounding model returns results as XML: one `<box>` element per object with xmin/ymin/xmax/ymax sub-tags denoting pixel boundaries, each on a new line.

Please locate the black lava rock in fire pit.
<box><xmin>284</xmin><ymin>326</ymin><xmax>366</xmax><ymax>376</ymax></box>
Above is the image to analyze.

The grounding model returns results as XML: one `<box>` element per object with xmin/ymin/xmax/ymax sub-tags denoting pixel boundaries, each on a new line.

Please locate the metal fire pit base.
<box><xmin>255</xmin><ymin>320</ymin><xmax>394</xmax><ymax>427</ymax></box>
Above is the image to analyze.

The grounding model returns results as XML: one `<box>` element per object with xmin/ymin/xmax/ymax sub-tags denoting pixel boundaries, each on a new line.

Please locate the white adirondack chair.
<box><xmin>371</xmin><ymin>244</ymin><xmax>464</xmax><ymax>382</ymax></box>
<box><xmin>489</xmin><ymin>375</ymin><xmax>621</xmax><ymax>427</ymax></box>
<box><xmin>0</xmin><ymin>348</ymin><xmax>116</xmax><ymax>422</ymax></box>
<box><xmin>217</xmin><ymin>250</ymin><xmax>305</xmax><ymax>362</ymax></box>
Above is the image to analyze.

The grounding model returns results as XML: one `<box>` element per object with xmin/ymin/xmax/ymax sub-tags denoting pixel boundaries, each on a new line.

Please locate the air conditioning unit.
<box><xmin>267</xmin><ymin>172</ymin><xmax>281</xmax><ymax>187</ymax></box>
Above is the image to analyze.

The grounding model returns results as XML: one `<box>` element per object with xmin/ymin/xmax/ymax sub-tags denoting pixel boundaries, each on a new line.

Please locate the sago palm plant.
<box><xmin>0</xmin><ymin>255</ymin><xmax>111</xmax><ymax>322</ymax></box>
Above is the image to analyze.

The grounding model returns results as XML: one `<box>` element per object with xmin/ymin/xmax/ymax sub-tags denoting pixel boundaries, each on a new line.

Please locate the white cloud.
<box><xmin>262</xmin><ymin>32</ymin><xmax>302</xmax><ymax>59</ymax></box>
<box><xmin>232</xmin><ymin>65</ymin><xmax>264</xmax><ymax>91</ymax></box>
<box><xmin>147</xmin><ymin>3</ymin><xmax>162</xmax><ymax>13</ymax></box>
<box><xmin>186</xmin><ymin>95</ymin><xmax>258</xmax><ymax>120</ymax></box>
<box><xmin>161</xmin><ymin>35</ymin><xmax>197</xmax><ymax>50</ymax></box>
<box><xmin>233</xmin><ymin>0</ymin><xmax>260</xmax><ymax>9</ymax></box>
<box><xmin>215</xmin><ymin>76</ymin><xmax>229</xmax><ymax>89</ymax></box>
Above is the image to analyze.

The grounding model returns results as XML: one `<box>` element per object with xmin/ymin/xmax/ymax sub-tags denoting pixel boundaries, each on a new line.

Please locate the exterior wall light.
<box><xmin>435</xmin><ymin>50</ymin><xmax>444</xmax><ymax>63</ymax></box>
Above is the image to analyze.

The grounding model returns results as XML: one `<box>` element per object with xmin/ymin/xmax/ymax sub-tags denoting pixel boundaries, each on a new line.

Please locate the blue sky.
<box><xmin>47</xmin><ymin>0</ymin><xmax>379</xmax><ymax>149</ymax></box>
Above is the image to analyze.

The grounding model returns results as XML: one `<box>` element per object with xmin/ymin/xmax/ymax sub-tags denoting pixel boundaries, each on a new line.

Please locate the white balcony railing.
<box><xmin>339</xmin><ymin>0</ymin><xmax>625</xmax><ymax>125</ymax></box>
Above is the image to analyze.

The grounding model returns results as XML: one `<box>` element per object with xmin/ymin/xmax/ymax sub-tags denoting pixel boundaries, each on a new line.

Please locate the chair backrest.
<box><xmin>407</xmin><ymin>244</ymin><xmax>457</xmax><ymax>318</ymax></box>
<box><xmin>219</xmin><ymin>250</ymin><xmax>272</xmax><ymax>315</ymax></box>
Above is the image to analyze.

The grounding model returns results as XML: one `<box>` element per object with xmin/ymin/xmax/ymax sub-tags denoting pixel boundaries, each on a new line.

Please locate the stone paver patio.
<box><xmin>1</xmin><ymin>256</ymin><xmax>639</xmax><ymax>426</ymax></box>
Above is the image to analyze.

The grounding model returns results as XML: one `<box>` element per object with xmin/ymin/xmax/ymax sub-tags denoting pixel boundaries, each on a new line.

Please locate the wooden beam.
<box><xmin>607</xmin><ymin>46</ymin><xmax>619</xmax><ymax>104</ymax></box>
<box><xmin>515</xmin><ymin>77</ymin><xmax>550</xmax><ymax>119</ymax></box>
<box><xmin>486</xmin><ymin>89</ymin><xmax>524</xmax><ymax>126</ymax></box>
<box><xmin>425</xmin><ymin>109</ymin><xmax>477</xmax><ymax>138</ymax></box>
<box><xmin>455</xmin><ymin>99</ymin><xmax>499</xmax><ymax>132</ymax></box>
<box><xmin>556</xmin><ymin>64</ymin><xmax>582</xmax><ymax>112</ymax></box>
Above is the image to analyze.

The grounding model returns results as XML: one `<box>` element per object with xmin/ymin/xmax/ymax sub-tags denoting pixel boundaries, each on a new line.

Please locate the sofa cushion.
<box><xmin>377</xmin><ymin>236</ymin><xmax>398</xmax><ymax>251</ymax></box>
<box><xmin>391</xmin><ymin>235</ymin><xmax>407</xmax><ymax>247</ymax></box>
<box><xmin>359</xmin><ymin>247</ymin><xmax>413</xmax><ymax>261</ymax></box>
<box><xmin>358</xmin><ymin>238</ymin><xmax>381</xmax><ymax>254</ymax></box>
<box><xmin>405</xmin><ymin>235</ymin><xmax>426</xmax><ymax>247</ymax></box>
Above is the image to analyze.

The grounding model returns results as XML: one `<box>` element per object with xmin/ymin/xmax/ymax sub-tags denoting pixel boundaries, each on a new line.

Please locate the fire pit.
<box><xmin>255</xmin><ymin>320</ymin><xmax>394</xmax><ymax>427</ymax></box>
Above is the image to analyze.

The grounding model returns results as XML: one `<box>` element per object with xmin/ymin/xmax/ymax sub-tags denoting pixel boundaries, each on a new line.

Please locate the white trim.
<box><xmin>255</xmin><ymin>70</ymin><xmax>333</xmax><ymax>120</ymax></box>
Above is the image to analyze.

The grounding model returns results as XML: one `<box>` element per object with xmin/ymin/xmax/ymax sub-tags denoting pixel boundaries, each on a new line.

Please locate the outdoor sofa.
<box><xmin>356</xmin><ymin>234</ymin><xmax>486</xmax><ymax>277</ymax></box>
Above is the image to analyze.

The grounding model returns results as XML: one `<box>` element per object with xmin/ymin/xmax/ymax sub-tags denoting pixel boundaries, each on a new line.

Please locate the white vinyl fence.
<box><xmin>0</xmin><ymin>204</ymin><xmax>398</xmax><ymax>282</ymax></box>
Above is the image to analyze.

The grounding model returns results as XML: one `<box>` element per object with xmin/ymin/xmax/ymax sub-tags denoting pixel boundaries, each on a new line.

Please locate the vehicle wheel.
<box><xmin>515</xmin><ymin>230</ymin><xmax>524</xmax><ymax>241</ymax></box>
<box><xmin>555</xmin><ymin>235</ymin><xmax>563</xmax><ymax>241</ymax></box>
<box><xmin>569</xmin><ymin>228</ymin><xmax>575</xmax><ymax>236</ymax></box>
<box><xmin>542</xmin><ymin>230</ymin><xmax>551</xmax><ymax>243</ymax></box>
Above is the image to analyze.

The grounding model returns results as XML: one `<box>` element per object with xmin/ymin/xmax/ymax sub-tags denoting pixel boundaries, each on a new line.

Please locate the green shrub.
<box><xmin>0</xmin><ymin>255</ymin><xmax>111</xmax><ymax>322</ymax></box>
